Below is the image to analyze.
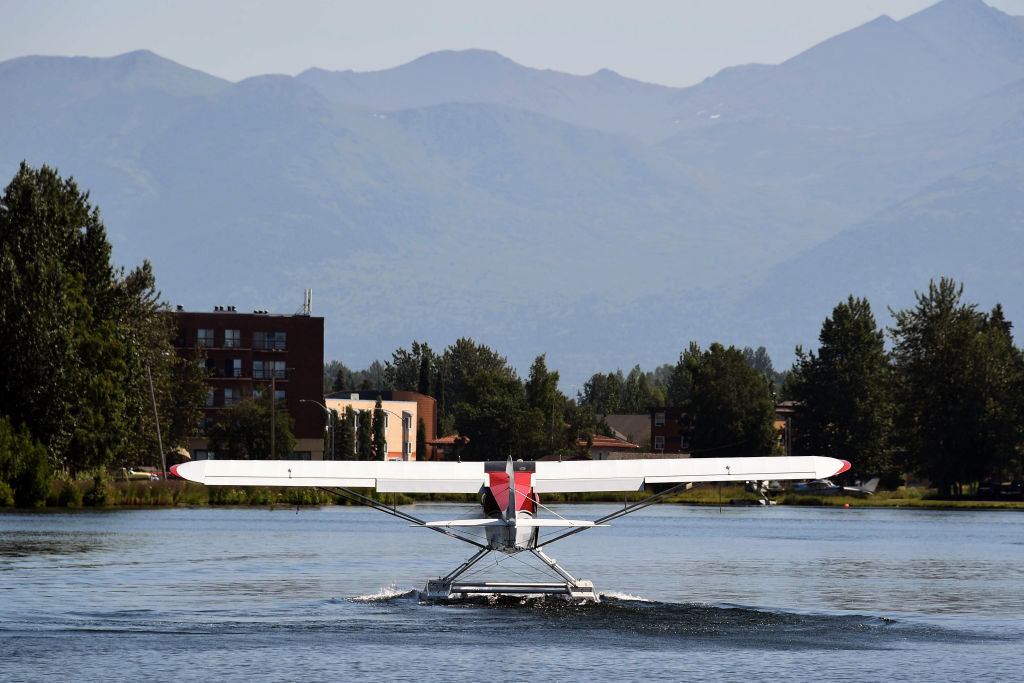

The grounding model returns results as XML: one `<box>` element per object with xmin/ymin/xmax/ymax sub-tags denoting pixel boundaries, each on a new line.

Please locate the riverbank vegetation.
<box><xmin>0</xmin><ymin>163</ymin><xmax>208</xmax><ymax>506</ymax></box>
<box><xmin>2</xmin><ymin>164</ymin><xmax>1022</xmax><ymax>508</ymax></box>
<box><xmin>4</xmin><ymin>477</ymin><xmax>1022</xmax><ymax>511</ymax></box>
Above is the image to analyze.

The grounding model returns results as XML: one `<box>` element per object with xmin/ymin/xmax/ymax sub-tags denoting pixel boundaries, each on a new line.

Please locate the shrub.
<box><xmin>0</xmin><ymin>480</ymin><xmax>14</xmax><ymax>506</ymax></box>
<box><xmin>0</xmin><ymin>416</ymin><xmax>52</xmax><ymax>507</ymax></box>
<box><xmin>83</xmin><ymin>473</ymin><xmax>110</xmax><ymax>506</ymax></box>
<box><xmin>58</xmin><ymin>480</ymin><xmax>84</xmax><ymax>507</ymax></box>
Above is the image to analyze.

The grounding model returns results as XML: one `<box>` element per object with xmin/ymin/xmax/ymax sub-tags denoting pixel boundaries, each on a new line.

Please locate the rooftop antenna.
<box><xmin>297</xmin><ymin>289</ymin><xmax>312</xmax><ymax>316</ymax></box>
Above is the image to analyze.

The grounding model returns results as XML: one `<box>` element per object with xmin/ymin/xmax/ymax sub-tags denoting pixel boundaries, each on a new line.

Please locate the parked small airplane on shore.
<box><xmin>172</xmin><ymin>455</ymin><xmax>849</xmax><ymax>601</ymax></box>
<box><xmin>792</xmin><ymin>477</ymin><xmax>879</xmax><ymax>496</ymax></box>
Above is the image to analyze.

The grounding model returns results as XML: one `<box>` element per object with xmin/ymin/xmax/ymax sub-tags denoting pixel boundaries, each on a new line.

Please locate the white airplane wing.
<box><xmin>532</xmin><ymin>456</ymin><xmax>847</xmax><ymax>492</ymax></box>
<box><xmin>172</xmin><ymin>460</ymin><xmax>487</xmax><ymax>493</ymax></box>
<box><xmin>172</xmin><ymin>456</ymin><xmax>847</xmax><ymax>494</ymax></box>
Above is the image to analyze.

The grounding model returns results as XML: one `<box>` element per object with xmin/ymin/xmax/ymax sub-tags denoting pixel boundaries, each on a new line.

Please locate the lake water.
<box><xmin>1</xmin><ymin>503</ymin><xmax>1022</xmax><ymax>681</ymax></box>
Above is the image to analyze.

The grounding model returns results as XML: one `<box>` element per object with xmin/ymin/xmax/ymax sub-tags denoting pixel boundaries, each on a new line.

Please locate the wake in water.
<box><xmin>339</xmin><ymin>586</ymin><xmax>982</xmax><ymax>652</ymax></box>
<box><xmin>346</xmin><ymin>585</ymin><xmax>419</xmax><ymax>602</ymax></box>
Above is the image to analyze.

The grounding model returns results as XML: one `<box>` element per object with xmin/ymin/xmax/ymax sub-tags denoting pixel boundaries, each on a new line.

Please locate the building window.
<box><xmin>274</xmin><ymin>390</ymin><xmax>285</xmax><ymax>402</ymax></box>
<box><xmin>224</xmin><ymin>388</ymin><xmax>239</xmax><ymax>406</ymax></box>
<box><xmin>654</xmin><ymin>412</ymin><xmax>665</xmax><ymax>427</ymax></box>
<box><xmin>205</xmin><ymin>389</ymin><xmax>215</xmax><ymax>407</ymax></box>
<box><xmin>654</xmin><ymin>435</ymin><xmax>665</xmax><ymax>451</ymax></box>
<box><xmin>272</xmin><ymin>360</ymin><xmax>286</xmax><ymax>378</ymax></box>
<box><xmin>198</xmin><ymin>417</ymin><xmax>214</xmax><ymax>432</ymax></box>
<box><xmin>197</xmin><ymin>328</ymin><xmax>215</xmax><ymax>347</ymax></box>
<box><xmin>253</xmin><ymin>331</ymin><xmax>286</xmax><ymax>350</ymax></box>
<box><xmin>226</xmin><ymin>358</ymin><xmax>242</xmax><ymax>378</ymax></box>
<box><xmin>253</xmin><ymin>360</ymin><xmax>266</xmax><ymax>379</ymax></box>
<box><xmin>224</xmin><ymin>329</ymin><xmax>240</xmax><ymax>348</ymax></box>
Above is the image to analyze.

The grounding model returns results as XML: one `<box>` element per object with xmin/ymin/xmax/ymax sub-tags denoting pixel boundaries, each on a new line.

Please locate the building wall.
<box><xmin>649</xmin><ymin>407</ymin><xmax>690</xmax><ymax>454</ymax></box>
<box><xmin>326</xmin><ymin>398</ymin><xmax>418</xmax><ymax>460</ymax></box>
<box><xmin>326</xmin><ymin>390</ymin><xmax>439</xmax><ymax>460</ymax></box>
<box><xmin>174</xmin><ymin>308</ymin><xmax>325</xmax><ymax>459</ymax></box>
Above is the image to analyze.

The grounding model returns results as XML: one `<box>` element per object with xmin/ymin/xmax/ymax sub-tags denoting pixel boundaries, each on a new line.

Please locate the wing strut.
<box><xmin>535</xmin><ymin>480</ymin><xmax>696</xmax><ymax>548</ymax></box>
<box><xmin>318</xmin><ymin>486</ymin><xmax>486</xmax><ymax>549</ymax></box>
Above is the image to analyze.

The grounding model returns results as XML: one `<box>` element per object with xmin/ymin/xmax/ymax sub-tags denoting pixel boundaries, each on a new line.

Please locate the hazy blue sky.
<box><xmin>2</xmin><ymin>0</ymin><xmax>1022</xmax><ymax>87</ymax></box>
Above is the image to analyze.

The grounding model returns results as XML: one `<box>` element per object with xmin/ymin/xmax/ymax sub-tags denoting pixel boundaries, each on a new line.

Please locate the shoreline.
<box><xmin>3</xmin><ymin>480</ymin><xmax>1023</xmax><ymax>511</ymax></box>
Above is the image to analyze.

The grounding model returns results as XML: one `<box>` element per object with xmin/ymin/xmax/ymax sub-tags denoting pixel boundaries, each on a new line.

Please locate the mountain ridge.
<box><xmin>1</xmin><ymin>0</ymin><xmax>1022</xmax><ymax>385</ymax></box>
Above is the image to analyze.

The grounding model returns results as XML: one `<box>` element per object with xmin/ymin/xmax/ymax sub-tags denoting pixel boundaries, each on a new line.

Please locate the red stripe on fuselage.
<box><xmin>487</xmin><ymin>472</ymin><xmax>535</xmax><ymax>514</ymax></box>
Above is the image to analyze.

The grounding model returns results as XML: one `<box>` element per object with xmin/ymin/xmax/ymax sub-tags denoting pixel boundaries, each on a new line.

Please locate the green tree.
<box><xmin>0</xmin><ymin>163</ymin><xmax>193</xmax><ymax>474</ymax></box>
<box><xmin>416</xmin><ymin>417</ymin><xmax>428</xmax><ymax>461</ymax></box>
<box><xmin>788</xmin><ymin>296</ymin><xmax>895</xmax><ymax>483</ymax></box>
<box><xmin>356</xmin><ymin>408</ymin><xmax>374</xmax><ymax>460</ymax></box>
<box><xmin>454</xmin><ymin>371</ymin><xmax>527</xmax><ymax>461</ymax></box>
<box><xmin>371</xmin><ymin>396</ymin><xmax>387</xmax><ymax>459</ymax></box>
<box><xmin>206</xmin><ymin>393</ymin><xmax>295</xmax><ymax>459</ymax></box>
<box><xmin>522</xmin><ymin>354</ymin><xmax>566</xmax><ymax>457</ymax></box>
<box><xmin>974</xmin><ymin>305</ymin><xmax>1024</xmax><ymax>479</ymax></box>
<box><xmin>0</xmin><ymin>416</ymin><xmax>52</xmax><ymax>507</ymax></box>
<box><xmin>336</xmin><ymin>406</ymin><xmax>356</xmax><ymax>460</ymax></box>
<box><xmin>666</xmin><ymin>343</ymin><xmax>700</xmax><ymax>407</ymax></box>
<box><xmin>579</xmin><ymin>371</ymin><xmax>625</xmax><ymax>415</ymax></box>
<box><xmin>324</xmin><ymin>360</ymin><xmax>356</xmax><ymax>393</ymax></box>
<box><xmin>436</xmin><ymin>338</ymin><xmax>515</xmax><ymax>425</ymax></box>
<box><xmin>890</xmin><ymin>279</ymin><xmax>1024</xmax><ymax>495</ymax></box>
<box><xmin>687</xmin><ymin>343</ymin><xmax>777</xmax><ymax>458</ymax></box>
<box><xmin>563</xmin><ymin>400</ymin><xmax>597</xmax><ymax>457</ymax></box>
<box><xmin>385</xmin><ymin>341</ymin><xmax>436</xmax><ymax>394</ymax></box>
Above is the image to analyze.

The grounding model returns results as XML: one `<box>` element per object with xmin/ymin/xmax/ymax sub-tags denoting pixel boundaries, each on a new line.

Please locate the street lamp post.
<box><xmin>300</xmin><ymin>399</ymin><xmax>336</xmax><ymax>460</ymax></box>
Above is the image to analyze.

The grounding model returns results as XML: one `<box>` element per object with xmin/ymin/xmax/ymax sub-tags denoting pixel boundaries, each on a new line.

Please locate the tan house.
<box><xmin>326</xmin><ymin>396</ymin><xmax>419</xmax><ymax>461</ymax></box>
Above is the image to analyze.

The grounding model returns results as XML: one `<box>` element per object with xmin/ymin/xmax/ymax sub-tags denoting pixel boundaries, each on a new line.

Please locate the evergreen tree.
<box><xmin>371</xmin><ymin>396</ymin><xmax>387</xmax><ymax>459</ymax></box>
<box><xmin>522</xmin><ymin>354</ymin><xmax>566</xmax><ymax>457</ymax></box>
<box><xmin>356</xmin><ymin>409</ymin><xmax>374</xmax><ymax>460</ymax></box>
<box><xmin>788</xmin><ymin>296</ymin><xmax>895</xmax><ymax>483</ymax></box>
<box><xmin>335</xmin><ymin>406</ymin><xmax>356</xmax><ymax>460</ymax></box>
<box><xmin>890</xmin><ymin>279</ymin><xmax>1024</xmax><ymax>495</ymax></box>
<box><xmin>416</xmin><ymin>417</ymin><xmax>428</xmax><ymax>461</ymax></box>
<box><xmin>666</xmin><ymin>343</ymin><xmax>699</xmax><ymax>407</ymax></box>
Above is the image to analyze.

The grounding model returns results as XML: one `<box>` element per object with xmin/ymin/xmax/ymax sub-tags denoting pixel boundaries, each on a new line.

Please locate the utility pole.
<box><xmin>146</xmin><ymin>359</ymin><xmax>167</xmax><ymax>480</ymax></box>
<box><xmin>270</xmin><ymin>373</ymin><xmax>275</xmax><ymax>459</ymax></box>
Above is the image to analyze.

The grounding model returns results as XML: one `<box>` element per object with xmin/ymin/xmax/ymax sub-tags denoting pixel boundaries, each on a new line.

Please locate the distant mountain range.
<box><xmin>2</xmin><ymin>0</ymin><xmax>1022</xmax><ymax>389</ymax></box>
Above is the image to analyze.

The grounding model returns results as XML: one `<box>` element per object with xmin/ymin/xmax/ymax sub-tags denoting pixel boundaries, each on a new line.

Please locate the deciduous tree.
<box><xmin>0</xmin><ymin>163</ymin><xmax>200</xmax><ymax>474</ymax></box>
<box><xmin>206</xmin><ymin>393</ymin><xmax>295</xmax><ymax>459</ymax></box>
<box><xmin>687</xmin><ymin>343</ymin><xmax>777</xmax><ymax>458</ymax></box>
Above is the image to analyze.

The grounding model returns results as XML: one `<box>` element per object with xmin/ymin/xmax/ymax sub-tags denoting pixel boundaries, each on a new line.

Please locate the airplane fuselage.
<box><xmin>481</xmin><ymin>460</ymin><xmax>540</xmax><ymax>550</ymax></box>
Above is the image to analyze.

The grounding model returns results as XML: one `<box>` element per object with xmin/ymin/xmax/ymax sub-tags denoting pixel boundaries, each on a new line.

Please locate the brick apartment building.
<box><xmin>649</xmin><ymin>407</ymin><xmax>691</xmax><ymax>455</ymax></box>
<box><xmin>173</xmin><ymin>305</ymin><xmax>325</xmax><ymax>460</ymax></box>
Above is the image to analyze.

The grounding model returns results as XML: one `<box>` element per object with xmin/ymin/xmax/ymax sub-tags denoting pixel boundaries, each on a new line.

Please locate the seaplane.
<box><xmin>792</xmin><ymin>476</ymin><xmax>879</xmax><ymax>496</ymax></box>
<box><xmin>172</xmin><ymin>455</ymin><xmax>849</xmax><ymax>601</ymax></box>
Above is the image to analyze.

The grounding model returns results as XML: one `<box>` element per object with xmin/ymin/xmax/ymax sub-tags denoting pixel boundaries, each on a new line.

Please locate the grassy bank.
<box><xmin>3</xmin><ymin>479</ymin><xmax>1022</xmax><ymax>511</ymax></box>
